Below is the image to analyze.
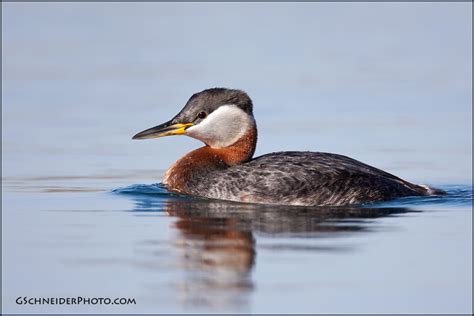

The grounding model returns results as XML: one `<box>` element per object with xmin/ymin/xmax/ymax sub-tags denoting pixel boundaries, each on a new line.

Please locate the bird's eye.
<box><xmin>197</xmin><ymin>111</ymin><xmax>207</xmax><ymax>119</ymax></box>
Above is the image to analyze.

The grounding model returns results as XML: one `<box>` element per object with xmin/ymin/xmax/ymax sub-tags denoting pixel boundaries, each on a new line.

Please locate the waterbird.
<box><xmin>133</xmin><ymin>88</ymin><xmax>441</xmax><ymax>206</ymax></box>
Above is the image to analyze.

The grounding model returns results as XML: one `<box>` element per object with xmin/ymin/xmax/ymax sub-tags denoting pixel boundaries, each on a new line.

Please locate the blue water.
<box><xmin>113</xmin><ymin>183</ymin><xmax>472</xmax><ymax>314</ymax></box>
<box><xmin>3</xmin><ymin>178</ymin><xmax>472</xmax><ymax>313</ymax></box>
<box><xmin>2</xmin><ymin>2</ymin><xmax>472</xmax><ymax>314</ymax></box>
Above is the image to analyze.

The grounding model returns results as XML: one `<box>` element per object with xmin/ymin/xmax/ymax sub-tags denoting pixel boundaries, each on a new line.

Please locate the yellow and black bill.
<box><xmin>132</xmin><ymin>120</ymin><xmax>193</xmax><ymax>140</ymax></box>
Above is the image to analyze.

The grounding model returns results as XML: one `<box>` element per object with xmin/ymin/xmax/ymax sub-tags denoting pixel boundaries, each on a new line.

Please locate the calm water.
<box><xmin>2</xmin><ymin>2</ymin><xmax>472</xmax><ymax>314</ymax></box>
<box><xmin>2</xmin><ymin>178</ymin><xmax>472</xmax><ymax>313</ymax></box>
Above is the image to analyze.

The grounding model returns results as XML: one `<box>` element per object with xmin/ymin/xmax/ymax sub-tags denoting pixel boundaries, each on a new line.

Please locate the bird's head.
<box><xmin>133</xmin><ymin>88</ymin><xmax>256</xmax><ymax>148</ymax></box>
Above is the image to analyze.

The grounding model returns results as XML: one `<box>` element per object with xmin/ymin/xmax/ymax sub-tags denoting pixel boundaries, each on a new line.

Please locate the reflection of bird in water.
<box><xmin>163</xmin><ymin>198</ymin><xmax>415</xmax><ymax>236</ymax></box>
<box><xmin>171</xmin><ymin>213</ymin><xmax>255</xmax><ymax>310</ymax></box>
<box><xmin>172</xmin><ymin>216</ymin><xmax>255</xmax><ymax>276</ymax></box>
<box><xmin>126</xmin><ymin>192</ymin><xmax>415</xmax><ymax>310</ymax></box>
<box><xmin>133</xmin><ymin>88</ymin><xmax>443</xmax><ymax>206</ymax></box>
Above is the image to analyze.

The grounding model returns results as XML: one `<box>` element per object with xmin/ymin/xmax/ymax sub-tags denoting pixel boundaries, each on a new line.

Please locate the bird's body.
<box><xmin>164</xmin><ymin>150</ymin><xmax>429</xmax><ymax>206</ymax></box>
<box><xmin>133</xmin><ymin>88</ymin><xmax>440</xmax><ymax>206</ymax></box>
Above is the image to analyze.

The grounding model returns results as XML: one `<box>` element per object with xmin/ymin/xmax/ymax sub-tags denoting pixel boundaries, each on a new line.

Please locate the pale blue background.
<box><xmin>3</xmin><ymin>2</ymin><xmax>471</xmax><ymax>183</ymax></box>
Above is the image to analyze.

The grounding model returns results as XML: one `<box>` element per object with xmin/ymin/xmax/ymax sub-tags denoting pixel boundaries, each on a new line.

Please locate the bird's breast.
<box><xmin>163</xmin><ymin>126</ymin><xmax>257</xmax><ymax>194</ymax></box>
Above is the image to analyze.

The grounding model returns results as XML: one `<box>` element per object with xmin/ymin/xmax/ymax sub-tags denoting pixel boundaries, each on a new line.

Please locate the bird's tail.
<box><xmin>416</xmin><ymin>184</ymin><xmax>446</xmax><ymax>196</ymax></box>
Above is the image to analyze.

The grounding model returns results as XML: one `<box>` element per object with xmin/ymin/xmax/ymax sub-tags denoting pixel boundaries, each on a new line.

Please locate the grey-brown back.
<box><xmin>180</xmin><ymin>151</ymin><xmax>428</xmax><ymax>206</ymax></box>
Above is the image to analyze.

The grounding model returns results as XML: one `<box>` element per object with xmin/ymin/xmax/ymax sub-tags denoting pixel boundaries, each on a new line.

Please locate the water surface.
<box><xmin>2</xmin><ymin>176</ymin><xmax>472</xmax><ymax>313</ymax></box>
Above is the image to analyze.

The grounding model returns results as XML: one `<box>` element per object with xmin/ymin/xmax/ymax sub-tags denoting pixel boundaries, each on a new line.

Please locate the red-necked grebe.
<box><xmin>133</xmin><ymin>88</ymin><xmax>439</xmax><ymax>206</ymax></box>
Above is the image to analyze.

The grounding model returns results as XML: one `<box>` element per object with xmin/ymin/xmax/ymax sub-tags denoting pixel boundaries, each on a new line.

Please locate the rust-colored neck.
<box><xmin>210</xmin><ymin>125</ymin><xmax>257</xmax><ymax>166</ymax></box>
<box><xmin>163</xmin><ymin>126</ymin><xmax>257</xmax><ymax>193</ymax></box>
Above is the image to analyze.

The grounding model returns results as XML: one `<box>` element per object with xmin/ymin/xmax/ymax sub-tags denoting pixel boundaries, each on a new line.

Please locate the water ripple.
<box><xmin>113</xmin><ymin>183</ymin><xmax>472</xmax><ymax>209</ymax></box>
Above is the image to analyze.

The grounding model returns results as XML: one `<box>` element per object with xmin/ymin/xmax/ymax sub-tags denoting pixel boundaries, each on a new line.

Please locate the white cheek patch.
<box><xmin>186</xmin><ymin>104</ymin><xmax>254</xmax><ymax>148</ymax></box>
